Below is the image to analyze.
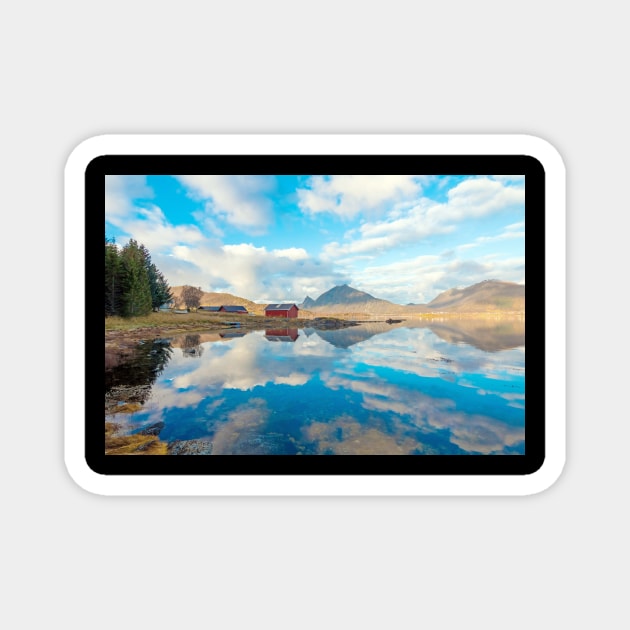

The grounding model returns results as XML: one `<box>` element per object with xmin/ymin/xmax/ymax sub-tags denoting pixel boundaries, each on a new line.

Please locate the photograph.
<box><xmin>103</xmin><ymin>170</ymin><xmax>528</xmax><ymax>460</ymax></box>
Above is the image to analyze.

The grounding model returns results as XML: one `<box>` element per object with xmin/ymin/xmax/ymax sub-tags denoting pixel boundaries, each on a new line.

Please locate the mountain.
<box><xmin>170</xmin><ymin>287</ymin><xmax>265</xmax><ymax>314</ymax></box>
<box><xmin>170</xmin><ymin>279</ymin><xmax>524</xmax><ymax>317</ymax></box>
<box><xmin>301</xmin><ymin>280</ymin><xmax>524</xmax><ymax>315</ymax></box>
<box><xmin>301</xmin><ymin>284</ymin><xmax>405</xmax><ymax>315</ymax></box>
<box><xmin>426</xmin><ymin>280</ymin><xmax>524</xmax><ymax>312</ymax></box>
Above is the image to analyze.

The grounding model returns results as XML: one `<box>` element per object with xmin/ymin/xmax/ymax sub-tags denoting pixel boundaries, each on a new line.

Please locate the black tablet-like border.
<box><xmin>90</xmin><ymin>154</ymin><xmax>544</xmax><ymax>477</ymax></box>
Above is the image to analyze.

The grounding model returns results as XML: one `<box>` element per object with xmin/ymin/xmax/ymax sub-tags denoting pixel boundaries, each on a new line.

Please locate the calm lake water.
<box><xmin>105</xmin><ymin>320</ymin><xmax>525</xmax><ymax>455</ymax></box>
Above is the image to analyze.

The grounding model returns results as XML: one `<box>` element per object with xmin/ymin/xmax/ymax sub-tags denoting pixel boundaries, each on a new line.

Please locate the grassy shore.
<box><xmin>105</xmin><ymin>311</ymin><xmax>229</xmax><ymax>331</ymax></box>
<box><xmin>105</xmin><ymin>311</ymin><xmax>336</xmax><ymax>334</ymax></box>
<box><xmin>104</xmin><ymin>311</ymin><xmax>360</xmax><ymax>350</ymax></box>
<box><xmin>106</xmin><ymin>309</ymin><xmax>523</xmax><ymax>332</ymax></box>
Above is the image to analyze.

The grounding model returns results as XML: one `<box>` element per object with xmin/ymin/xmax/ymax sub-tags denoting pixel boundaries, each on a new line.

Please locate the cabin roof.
<box><xmin>265</xmin><ymin>303</ymin><xmax>299</xmax><ymax>310</ymax></box>
<box><xmin>220</xmin><ymin>305</ymin><xmax>248</xmax><ymax>312</ymax></box>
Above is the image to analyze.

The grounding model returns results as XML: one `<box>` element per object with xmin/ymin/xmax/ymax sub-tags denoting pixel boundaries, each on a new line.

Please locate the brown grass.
<box><xmin>105</xmin><ymin>422</ymin><xmax>168</xmax><ymax>455</ymax></box>
<box><xmin>105</xmin><ymin>311</ymin><xmax>227</xmax><ymax>331</ymax></box>
<box><xmin>111</xmin><ymin>402</ymin><xmax>143</xmax><ymax>414</ymax></box>
<box><xmin>106</xmin><ymin>311</ymin><xmax>329</xmax><ymax>335</ymax></box>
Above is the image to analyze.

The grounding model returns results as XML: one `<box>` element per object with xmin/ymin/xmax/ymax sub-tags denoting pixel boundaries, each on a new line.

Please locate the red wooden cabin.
<box><xmin>264</xmin><ymin>303</ymin><xmax>299</xmax><ymax>318</ymax></box>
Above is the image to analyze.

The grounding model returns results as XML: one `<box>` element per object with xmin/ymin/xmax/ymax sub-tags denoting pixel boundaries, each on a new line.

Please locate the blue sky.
<box><xmin>105</xmin><ymin>174</ymin><xmax>525</xmax><ymax>305</ymax></box>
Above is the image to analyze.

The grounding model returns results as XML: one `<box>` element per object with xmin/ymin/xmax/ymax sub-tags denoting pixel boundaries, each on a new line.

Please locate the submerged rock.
<box><xmin>138</xmin><ymin>422</ymin><xmax>165</xmax><ymax>436</ymax></box>
<box><xmin>229</xmin><ymin>432</ymin><xmax>298</xmax><ymax>455</ymax></box>
<box><xmin>167</xmin><ymin>439</ymin><xmax>214</xmax><ymax>455</ymax></box>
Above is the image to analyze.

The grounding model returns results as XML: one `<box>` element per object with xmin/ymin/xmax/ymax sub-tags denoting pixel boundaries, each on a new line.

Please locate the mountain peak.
<box><xmin>428</xmin><ymin>279</ymin><xmax>524</xmax><ymax>311</ymax></box>
<box><xmin>301</xmin><ymin>295</ymin><xmax>316</xmax><ymax>309</ymax></box>
<box><xmin>305</xmin><ymin>284</ymin><xmax>391</xmax><ymax>311</ymax></box>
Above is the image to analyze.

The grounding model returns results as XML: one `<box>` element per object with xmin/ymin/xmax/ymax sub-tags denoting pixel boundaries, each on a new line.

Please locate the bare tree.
<box><xmin>181</xmin><ymin>285</ymin><xmax>203</xmax><ymax>311</ymax></box>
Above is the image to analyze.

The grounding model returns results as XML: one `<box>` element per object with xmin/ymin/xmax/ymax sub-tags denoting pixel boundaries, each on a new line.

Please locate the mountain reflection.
<box><xmin>423</xmin><ymin>318</ymin><xmax>524</xmax><ymax>352</ymax></box>
<box><xmin>305</xmin><ymin>318</ymin><xmax>524</xmax><ymax>352</ymax></box>
<box><xmin>312</xmin><ymin>322</ymin><xmax>391</xmax><ymax>348</ymax></box>
<box><xmin>106</xmin><ymin>319</ymin><xmax>525</xmax><ymax>455</ymax></box>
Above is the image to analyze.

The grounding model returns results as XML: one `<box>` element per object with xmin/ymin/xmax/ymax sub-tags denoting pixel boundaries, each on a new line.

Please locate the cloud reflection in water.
<box><xmin>111</xmin><ymin>321</ymin><xmax>525</xmax><ymax>455</ymax></box>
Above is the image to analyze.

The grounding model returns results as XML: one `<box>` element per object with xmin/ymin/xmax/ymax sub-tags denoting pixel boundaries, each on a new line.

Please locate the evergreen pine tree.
<box><xmin>119</xmin><ymin>239</ymin><xmax>152</xmax><ymax>317</ymax></box>
<box><xmin>151</xmin><ymin>264</ymin><xmax>174</xmax><ymax>310</ymax></box>
<box><xmin>105</xmin><ymin>237</ymin><xmax>173</xmax><ymax>317</ymax></box>
<box><xmin>105</xmin><ymin>237</ymin><xmax>122</xmax><ymax>316</ymax></box>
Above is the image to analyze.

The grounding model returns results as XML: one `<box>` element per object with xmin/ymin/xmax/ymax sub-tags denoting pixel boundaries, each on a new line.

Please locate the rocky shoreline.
<box><xmin>105</xmin><ymin>316</ymin><xmax>359</xmax><ymax>352</ymax></box>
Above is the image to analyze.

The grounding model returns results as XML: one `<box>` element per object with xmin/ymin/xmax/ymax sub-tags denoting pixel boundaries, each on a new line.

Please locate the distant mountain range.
<box><xmin>300</xmin><ymin>284</ymin><xmax>398</xmax><ymax>314</ymax></box>
<box><xmin>299</xmin><ymin>280</ymin><xmax>524</xmax><ymax>314</ymax></box>
<box><xmin>425</xmin><ymin>280</ymin><xmax>525</xmax><ymax>312</ymax></box>
<box><xmin>171</xmin><ymin>279</ymin><xmax>524</xmax><ymax>315</ymax></box>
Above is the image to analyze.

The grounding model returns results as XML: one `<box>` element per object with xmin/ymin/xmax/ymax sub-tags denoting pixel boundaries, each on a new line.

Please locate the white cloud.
<box><xmin>316</xmin><ymin>177</ymin><xmax>525</xmax><ymax>302</ymax></box>
<box><xmin>106</xmin><ymin>174</ymin><xmax>525</xmax><ymax>307</ymax></box>
<box><xmin>117</xmin><ymin>206</ymin><xmax>205</xmax><ymax>252</ymax></box>
<box><xmin>297</xmin><ymin>175</ymin><xmax>424</xmax><ymax>220</ymax></box>
<box><xmin>321</xmin><ymin>177</ymin><xmax>524</xmax><ymax>262</ymax></box>
<box><xmin>104</xmin><ymin>176</ymin><xmax>335</xmax><ymax>300</ymax></box>
<box><xmin>430</xmin><ymin>177</ymin><xmax>524</xmax><ymax>223</ymax></box>
<box><xmin>321</xmin><ymin>200</ymin><xmax>452</xmax><ymax>260</ymax></box>
<box><xmin>105</xmin><ymin>175</ymin><xmax>153</xmax><ymax>220</ymax></box>
<box><xmin>105</xmin><ymin>175</ymin><xmax>205</xmax><ymax>253</ymax></box>
<box><xmin>156</xmin><ymin>240</ymin><xmax>347</xmax><ymax>303</ymax></box>
<box><xmin>456</xmin><ymin>227</ymin><xmax>525</xmax><ymax>252</ymax></box>
<box><xmin>271</xmin><ymin>247</ymin><xmax>309</xmax><ymax>261</ymax></box>
<box><xmin>176</xmin><ymin>175</ymin><xmax>275</xmax><ymax>234</ymax></box>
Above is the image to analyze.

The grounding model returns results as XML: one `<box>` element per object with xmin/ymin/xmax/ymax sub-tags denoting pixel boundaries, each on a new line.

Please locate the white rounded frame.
<box><xmin>64</xmin><ymin>134</ymin><xmax>565</xmax><ymax>496</ymax></box>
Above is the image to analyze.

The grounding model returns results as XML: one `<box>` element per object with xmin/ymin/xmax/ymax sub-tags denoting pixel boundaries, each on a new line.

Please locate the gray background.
<box><xmin>2</xmin><ymin>1</ymin><xmax>626</xmax><ymax>628</ymax></box>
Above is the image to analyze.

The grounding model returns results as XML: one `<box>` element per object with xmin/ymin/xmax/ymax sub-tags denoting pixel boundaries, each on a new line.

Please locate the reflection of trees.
<box><xmin>182</xmin><ymin>334</ymin><xmax>204</xmax><ymax>358</ymax></box>
<box><xmin>105</xmin><ymin>340</ymin><xmax>173</xmax><ymax>406</ymax></box>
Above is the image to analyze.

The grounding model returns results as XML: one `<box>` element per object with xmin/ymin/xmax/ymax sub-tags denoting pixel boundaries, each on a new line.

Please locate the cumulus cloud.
<box><xmin>105</xmin><ymin>175</ymin><xmax>205</xmax><ymax>253</ymax></box>
<box><xmin>428</xmin><ymin>177</ymin><xmax>524</xmax><ymax>223</ymax></box>
<box><xmin>105</xmin><ymin>176</ymin><xmax>344</xmax><ymax>300</ymax></box>
<box><xmin>106</xmin><ymin>174</ymin><xmax>525</xmax><ymax>307</ymax></box>
<box><xmin>105</xmin><ymin>175</ymin><xmax>154</xmax><ymax>220</ymax></box>
<box><xmin>321</xmin><ymin>200</ymin><xmax>452</xmax><ymax>260</ymax></box>
<box><xmin>316</xmin><ymin>177</ymin><xmax>524</xmax><ymax>302</ymax></box>
<box><xmin>456</xmin><ymin>225</ymin><xmax>526</xmax><ymax>252</ymax></box>
<box><xmin>176</xmin><ymin>175</ymin><xmax>276</xmax><ymax>234</ymax></box>
<box><xmin>297</xmin><ymin>175</ymin><xmax>424</xmax><ymax>220</ymax></box>
<box><xmin>155</xmin><ymin>240</ymin><xmax>347</xmax><ymax>303</ymax></box>
<box><xmin>322</xmin><ymin>177</ymin><xmax>524</xmax><ymax>262</ymax></box>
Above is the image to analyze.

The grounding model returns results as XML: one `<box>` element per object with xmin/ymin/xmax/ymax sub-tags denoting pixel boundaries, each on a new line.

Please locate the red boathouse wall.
<box><xmin>265</xmin><ymin>305</ymin><xmax>299</xmax><ymax>318</ymax></box>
